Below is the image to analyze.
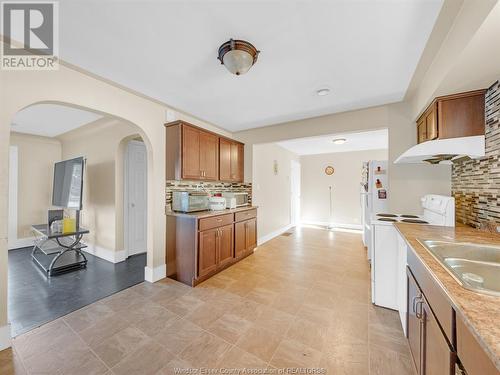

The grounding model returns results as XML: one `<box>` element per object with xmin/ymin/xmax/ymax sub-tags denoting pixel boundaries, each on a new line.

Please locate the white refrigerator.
<box><xmin>360</xmin><ymin>160</ymin><xmax>388</xmax><ymax>259</ymax></box>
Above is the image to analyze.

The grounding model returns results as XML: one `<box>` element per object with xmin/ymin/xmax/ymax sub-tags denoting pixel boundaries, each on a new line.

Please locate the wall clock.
<box><xmin>325</xmin><ymin>166</ymin><xmax>334</xmax><ymax>175</ymax></box>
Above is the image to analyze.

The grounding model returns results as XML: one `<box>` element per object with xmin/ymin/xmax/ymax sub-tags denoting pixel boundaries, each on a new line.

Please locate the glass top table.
<box><xmin>31</xmin><ymin>224</ymin><xmax>90</xmax><ymax>277</ymax></box>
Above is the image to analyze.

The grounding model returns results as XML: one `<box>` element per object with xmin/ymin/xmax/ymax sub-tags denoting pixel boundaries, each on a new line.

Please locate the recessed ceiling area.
<box><xmin>56</xmin><ymin>0</ymin><xmax>443</xmax><ymax>131</ymax></box>
<box><xmin>277</xmin><ymin>129</ymin><xmax>388</xmax><ymax>155</ymax></box>
<box><xmin>11</xmin><ymin>104</ymin><xmax>102</xmax><ymax>137</ymax></box>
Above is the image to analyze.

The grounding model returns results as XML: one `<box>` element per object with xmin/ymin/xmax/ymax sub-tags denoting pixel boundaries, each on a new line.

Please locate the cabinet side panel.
<box><xmin>457</xmin><ymin>314</ymin><xmax>498</xmax><ymax>375</ymax></box>
<box><xmin>173</xmin><ymin>217</ymin><xmax>197</xmax><ymax>286</ymax></box>
<box><xmin>166</xmin><ymin>124</ymin><xmax>181</xmax><ymax>180</ymax></box>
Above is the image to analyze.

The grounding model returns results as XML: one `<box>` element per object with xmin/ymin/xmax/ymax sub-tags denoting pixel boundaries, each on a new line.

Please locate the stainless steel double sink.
<box><xmin>418</xmin><ymin>239</ymin><xmax>500</xmax><ymax>297</ymax></box>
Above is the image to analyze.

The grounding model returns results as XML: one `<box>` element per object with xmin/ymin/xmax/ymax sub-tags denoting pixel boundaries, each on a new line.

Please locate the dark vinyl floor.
<box><xmin>8</xmin><ymin>247</ymin><xmax>146</xmax><ymax>336</ymax></box>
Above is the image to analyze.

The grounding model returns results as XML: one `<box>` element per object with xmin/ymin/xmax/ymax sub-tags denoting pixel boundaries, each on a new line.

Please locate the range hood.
<box><xmin>394</xmin><ymin>135</ymin><xmax>485</xmax><ymax>164</ymax></box>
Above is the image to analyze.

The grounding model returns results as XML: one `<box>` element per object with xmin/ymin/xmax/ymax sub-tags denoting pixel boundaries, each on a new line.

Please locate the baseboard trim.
<box><xmin>8</xmin><ymin>236</ymin><xmax>35</xmax><ymax>250</ymax></box>
<box><xmin>0</xmin><ymin>324</ymin><xmax>11</xmax><ymax>351</ymax></box>
<box><xmin>82</xmin><ymin>244</ymin><xmax>127</xmax><ymax>264</ymax></box>
<box><xmin>257</xmin><ymin>224</ymin><xmax>294</xmax><ymax>246</ymax></box>
<box><xmin>145</xmin><ymin>264</ymin><xmax>166</xmax><ymax>283</ymax></box>
<box><xmin>301</xmin><ymin>220</ymin><xmax>363</xmax><ymax>231</ymax></box>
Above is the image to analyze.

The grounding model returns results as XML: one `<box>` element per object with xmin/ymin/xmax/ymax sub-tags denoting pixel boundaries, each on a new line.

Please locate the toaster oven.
<box><xmin>172</xmin><ymin>191</ymin><xmax>210</xmax><ymax>212</ymax></box>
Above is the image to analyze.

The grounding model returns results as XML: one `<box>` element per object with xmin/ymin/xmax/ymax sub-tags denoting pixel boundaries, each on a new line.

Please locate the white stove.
<box><xmin>370</xmin><ymin>194</ymin><xmax>455</xmax><ymax>227</ymax></box>
<box><xmin>370</xmin><ymin>195</ymin><xmax>455</xmax><ymax>312</ymax></box>
<box><xmin>371</xmin><ymin>213</ymin><xmax>429</xmax><ymax>226</ymax></box>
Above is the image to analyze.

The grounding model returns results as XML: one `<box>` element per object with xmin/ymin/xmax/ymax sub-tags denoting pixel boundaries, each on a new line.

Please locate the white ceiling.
<box><xmin>55</xmin><ymin>0</ymin><xmax>443</xmax><ymax>132</ymax></box>
<box><xmin>11</xmin><ymin>104</ymin><xmax>102</xmax><ymax>137</ymax></box>
<box><xmin>276</xmin><ymin>128</ymin><xmax>388</xmax><ymax>155</ymax></box>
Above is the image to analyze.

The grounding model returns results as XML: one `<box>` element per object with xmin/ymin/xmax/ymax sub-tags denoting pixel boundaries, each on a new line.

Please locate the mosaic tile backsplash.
<box><xmin>165</xmin><ymin>180</ymin><xmax>252</xmax><ymax>211</ymax></box>
<box><xmin>452</xmin><ymin>80</ymin><xmax>500</xmax><ymax>228</ymax></box>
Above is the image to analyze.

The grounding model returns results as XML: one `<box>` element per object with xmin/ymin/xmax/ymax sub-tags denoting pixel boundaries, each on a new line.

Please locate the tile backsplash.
<box><xmin>165</xmin><ymin>180</ymin><xmax>252</xmax><ymax>211</ymax></box>
<box><xmin>452</xmin><ymin>80</ymin><xmax>500</xmax><ymax>228</ymax></box>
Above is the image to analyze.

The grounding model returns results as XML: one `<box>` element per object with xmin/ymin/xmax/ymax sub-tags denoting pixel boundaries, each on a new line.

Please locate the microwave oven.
<box><xmin>221</xmin><ymin>192</ymin><xmax>249</xmax><ymax>208</ymax></box>
<box><xmin>172</xmin><ymin>191</ymin><xmax>210</xmax><ymax>213</ymax></box>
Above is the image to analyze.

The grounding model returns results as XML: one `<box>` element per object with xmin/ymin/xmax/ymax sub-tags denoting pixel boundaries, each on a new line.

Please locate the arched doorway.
<box><xmin>6</xmin><ymin>103</ymin><xmax>154</xmax><ymax>336</ymax></box>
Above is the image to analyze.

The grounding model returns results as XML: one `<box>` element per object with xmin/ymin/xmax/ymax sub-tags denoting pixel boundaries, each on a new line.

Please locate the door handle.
<box><xmin>415</xmin><ymin>298</ymin><xmax>424</xmax><ymax>320</ymax></box>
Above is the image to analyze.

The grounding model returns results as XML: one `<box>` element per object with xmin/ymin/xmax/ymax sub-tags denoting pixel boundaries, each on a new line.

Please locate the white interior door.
<box><xmin>125</xmin><ymin>140</ymin><xmax>147</xmax><ymax>256</ymax></box>
<box><xmin>8</xmin><ymin>146</ymin><xmax>18</xmax><ymax>249</ymax></box>
<box><xmin>290</xmin><ymin>159</ymin><xmax>301</xmax><ymax>226</ymax></box>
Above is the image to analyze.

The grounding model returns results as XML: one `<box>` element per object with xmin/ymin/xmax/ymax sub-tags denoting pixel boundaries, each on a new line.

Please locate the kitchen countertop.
<box><xmin>394</xmin><ymin>223</ymin><xmax>500</xmax><ymax>371</ymax></box>
<box><xmin>166</xmin><ymin>206</ymin><xmax>257</xmax><ymax>219</ymax></box>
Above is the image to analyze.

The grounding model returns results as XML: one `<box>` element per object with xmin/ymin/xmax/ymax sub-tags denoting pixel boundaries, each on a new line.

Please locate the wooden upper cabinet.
<box><xmin>425</xmin><ymin>104</ymin><xmax>438</xmax><ymax>141</ymax></box>
<box><xmin>199</xmin><ymin>131</ymin><xmax>218</xmax><ymax>180</ymax></box>
<box><xmin>219</xmin><ymin>138</ymin><xmax>232</xmax><ymax>181</ymax></box>
<box><xmin>219</xmin><ymin>138</ymin><xmax>244</xmax><ymax>182</ymax></box>
<box><xmin>181</xmin><ymin>125</ymin><xmax>201</xmax><ymax>180</ymax></box>
<box><xmin>416</xmin><ymin>89</ymin><xmax>486</xmax><ymax>144</ymax></box>
<box><xmin>166</xmin><ymin>120</ymin><xmax>243</xmax><ymax>181</ymax></box>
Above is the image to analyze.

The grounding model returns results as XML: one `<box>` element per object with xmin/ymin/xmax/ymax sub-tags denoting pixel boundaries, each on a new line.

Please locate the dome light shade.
<box><xmin>218</xmin><ymin>39</ymin><xmax>259</xmax><ymax>75</ymax></box>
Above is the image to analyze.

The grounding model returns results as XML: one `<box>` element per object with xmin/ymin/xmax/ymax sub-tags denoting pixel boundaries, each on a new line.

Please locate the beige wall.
<box><xmin>57</xmin><ymin>117</ymin><xmax>139</xmax><ymax>252</ymax></box>
<box><xmin>235</xmin><ymin>102</ymin><xmax>452</xmax><ymax>215</ymax></box>
<box><xmin>0</xmin><ymin>60</ymin><xmax>223</xmax><ymax>333</ymax></box>
<box><xmin>252</xmin><ymin>143</ymin><xmax>298</xmax><ymax>240</ymax></box>
<box><xmin>9</xmin><ymin>132</ymin><xmax>62</xmax><ymax>238</ymax></box>
<box><xmin>300</xmin><ymin>149</ymin><xmax>388</xmax><ymax>226</ymax></box>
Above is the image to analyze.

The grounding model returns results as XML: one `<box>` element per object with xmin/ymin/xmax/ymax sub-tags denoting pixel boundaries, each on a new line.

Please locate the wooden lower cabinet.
<box><xmin>407</xmin><ymin>267</ymin><xmax>455</xmax><ymax>375</ymax></box>
<box><xmin>407</xmin><ymin>268</ymin><xmax>423</xmax><ymax>375</ymax></box>
<box><xmin>235</xmin><ymin>218</ymin><xmax>257</xmax><ymax>259</ymax></box>
<box><xmin>167</xmin><ymin>208</ymin><xmax>257</xmax><ymax>287</ymax></box>
<box><xmin>199</xmin><ymin>224</ymin><xmax>234</xmax><ymax>276</ymax></box>
<box><xmin>421</xmin><ymin>299</ymin><xmax>456</xmax><ymax>375</ymax></box>
<box><xmin>218</xmin><ymin>224</ymin><xmax>234</xmax><ymax>267</ymax></box>
<box><xmin>198</xmin><ymin>228</ymin><xmax>218</xmax><ymax>277</ymax></box>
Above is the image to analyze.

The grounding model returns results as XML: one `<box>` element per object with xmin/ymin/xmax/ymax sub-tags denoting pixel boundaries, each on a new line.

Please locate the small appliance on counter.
<box><xmin>172</xmin><ymin>191</ymin><xmax>210</xmax><ymax>213</ymax></box>
<box><xmin>222</xmin><ymin>192</ymin><xmax>249</xmax><ymax>208</ymax></box>
<box><xmin>209</xmin><ymin>196</ymin><xmax>226</xmax><ymax>211</ymax></box>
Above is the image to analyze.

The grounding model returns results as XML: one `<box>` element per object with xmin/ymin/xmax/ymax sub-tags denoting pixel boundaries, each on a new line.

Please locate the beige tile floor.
<box><xmin>1</xmin><ymin>226</ymin><xmax>414</xmax><ymax>375</ymax></box>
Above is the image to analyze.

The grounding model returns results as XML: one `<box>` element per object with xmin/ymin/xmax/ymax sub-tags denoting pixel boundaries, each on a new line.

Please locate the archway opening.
<box><xmin>7</xmin><ymin>102</ymin><xmax>153</xmax><ymax>336</ymax></box>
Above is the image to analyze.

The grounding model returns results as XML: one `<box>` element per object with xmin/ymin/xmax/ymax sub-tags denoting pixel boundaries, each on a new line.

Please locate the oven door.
<box><xmin>235</xmin><ymin>194</ymin><xmax>249</xmax><ymax>206</ymax></box>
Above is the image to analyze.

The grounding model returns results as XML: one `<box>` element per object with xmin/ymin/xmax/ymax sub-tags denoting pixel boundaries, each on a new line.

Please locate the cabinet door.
<box><xmin>407</xmin><ymin>268</ymin><xmax>422</xmax><ymax>375</ymax></box>
<box><xmin>219</xmin><ymin>138</ymin><xmax>232</xmax><ymax>181</ymax></box>
<box><xmin>230</xmin><ymin>142</ymin><xmax>239</xmax><ymax>181</ymax></box>
<box><xmin>237</xmin><ymin>143</ymin><xmax>244</xmax><ymax>182</ymax></box>
<box><xmin>421</xmin><ymin>299</ymin><xmax>455</xmax><ymax>375</ymax></box>
<box><xmin>234</xmin><ymin>221</ymin><xmax>247</xmax><ymax>258</ymax></box>
<box><xmin>182</xmin><ymin>125</ymin><xmax>201</xmax><ymax>179</ymax></box>
<box><xmin>218</xmin><ymin>224</ymin><xmax>234</xmax><ymax>268</ymax></box>
<box><xmin>199</xmin><ymin>228</ymin><xmax>218</xmax><ymax>277</ymax></box>
<box><xmin>246</xmin><ymin>218</ymin><xmax>257</xmax><ymax>250</ymax></box>
<box><xmin>425</xmin><ymin>105</ymin><xmax>438</xmax><ymax>141</ymax></box>
<box><xmin>417</xmin><ymin>118</ymin><xmax>427</xmax><ymax>144</ymax></box>
<box><xmin>199</xmin><ymin>132</ymin><xmax>218</xmax><ymax>180</ymax></box>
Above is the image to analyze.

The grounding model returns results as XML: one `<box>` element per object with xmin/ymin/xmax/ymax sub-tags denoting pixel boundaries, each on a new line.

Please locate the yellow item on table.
<box><xmin>63</xmin><ymin>218</ymin><xmax>76</xmax><ymax>233</ymax></box>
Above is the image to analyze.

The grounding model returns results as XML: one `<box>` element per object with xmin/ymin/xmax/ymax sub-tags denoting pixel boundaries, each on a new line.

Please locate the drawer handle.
<box><xmin>216</xmin><ymin>218</ymin><xmax>222</xmax><ymax>222</ymax></box>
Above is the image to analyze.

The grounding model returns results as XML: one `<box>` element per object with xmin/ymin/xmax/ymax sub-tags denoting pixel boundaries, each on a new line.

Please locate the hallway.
<box><xmin>1</xmin><ymin>227</ymin><xmax>413</xmax><ymax>374</ymax></box>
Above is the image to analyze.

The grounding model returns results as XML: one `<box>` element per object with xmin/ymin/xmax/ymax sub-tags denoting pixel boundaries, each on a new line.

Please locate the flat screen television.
<box><xmin>52</xmin><ymin>157</ymin><xmax>85</xmax><ymax>210</ymax></box>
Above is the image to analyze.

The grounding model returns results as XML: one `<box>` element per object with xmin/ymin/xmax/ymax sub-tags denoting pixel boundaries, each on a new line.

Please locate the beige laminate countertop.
<box><xmin>394</xmin><ymin>222</ymin><xmax>500</xmax><ymax>371</ymax></box>
<box><xmin>166</xmin><ymin>206</ymin><xmax>257</xmax><ymax>219</ymax></box>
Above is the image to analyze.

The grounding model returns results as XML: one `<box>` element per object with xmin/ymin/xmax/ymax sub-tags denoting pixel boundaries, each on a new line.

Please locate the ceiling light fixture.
<box><xmin>218</xmin><ymin>39</ymin><xmax>260</xmax><ymax>75</ymax></box>
<box><xmin>316</xmin><ymin>88</ymin><xmax>330</xmax><ymax>96</ymax></box>
<box><xmin>332</xmin><ymin>138</ymin><xmax>347</xmax><ymax>145</ymax></box>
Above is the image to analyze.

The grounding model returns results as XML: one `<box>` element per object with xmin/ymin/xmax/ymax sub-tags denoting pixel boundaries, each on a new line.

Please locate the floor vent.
<box><xmin>281</xmin><ymin>232</ymin><xmax>294</xmax><ymax>237</ymax></box>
